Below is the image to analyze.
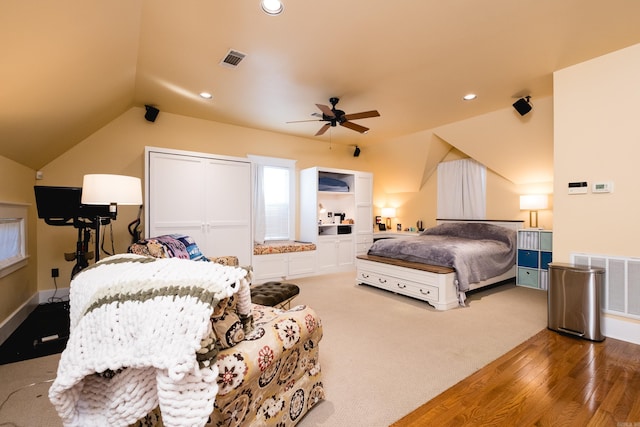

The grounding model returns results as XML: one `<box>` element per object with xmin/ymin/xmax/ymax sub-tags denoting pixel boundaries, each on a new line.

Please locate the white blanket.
<box><xmin>48</xmin><ymin>254</ymin><xmax>251</xmax><ymax>427</ymax></box>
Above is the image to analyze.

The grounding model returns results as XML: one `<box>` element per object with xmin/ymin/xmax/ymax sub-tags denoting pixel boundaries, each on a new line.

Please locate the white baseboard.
<box><xmin>603</xmin><ymin>316</ymin><xmax>640</xmax><ymax>345</ymax></box>
<box><xmin>38</xmin><ymin>287</ymin><xmax>70</xmax><ymax>304</ymax></box>
<box><xmin>0</xmin><ymin>293</ymin><xmax>39</xmax><ymax>346</ymax></box>
<box><xmin>0</xmin><ymin>287</ymin><xmax>70</xmax><ymax>347</ymax></box>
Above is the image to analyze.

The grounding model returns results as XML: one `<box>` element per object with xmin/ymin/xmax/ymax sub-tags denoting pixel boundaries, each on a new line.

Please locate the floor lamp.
<box><xmin>81</xmin><ymin>174</ymin><xmax>143</xmax><ymax>262</ymax></box>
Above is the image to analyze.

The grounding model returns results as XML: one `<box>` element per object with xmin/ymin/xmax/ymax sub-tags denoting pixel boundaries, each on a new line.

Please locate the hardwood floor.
<box><xmin>391</xmin><ymin>329</ymin><xmax>640</xmax><ymax>426</ymax></box>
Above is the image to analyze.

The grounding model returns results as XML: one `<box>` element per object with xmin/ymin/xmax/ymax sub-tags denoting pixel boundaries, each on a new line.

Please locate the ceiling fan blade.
<box><xmin>286</xmin><ymin>119</ymin><xmax>322</xmax><ymax>123</ymax></box>
<box><xmin>316</xmin><ymin>104</ymin><xmax>335</xmax><ymax>118</ymax></box>
<box><xmin>340</xmin><ymin>121</ymin><xmax>369</xmax><ymax>134</ymax></box>
<box><xmin>343</xmin><ymin>110</ymin><xmax>380</xmax><ymax>121</ymax></box>
<box><xmin>315</xmin><ymin>123</ymin><xmax>331</xmax><ymax>136</ymax></box>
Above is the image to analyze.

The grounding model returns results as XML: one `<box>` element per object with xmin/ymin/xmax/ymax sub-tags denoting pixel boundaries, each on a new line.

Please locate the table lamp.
<box><xmin>381</xmin><ymin>207</ymin><xmax>396</xmax><ymax>230</ymax></box>
<box><xmin>520</xmin><ymin>194</ymin><xmax>548</xmax><ymax>228</ymax></box>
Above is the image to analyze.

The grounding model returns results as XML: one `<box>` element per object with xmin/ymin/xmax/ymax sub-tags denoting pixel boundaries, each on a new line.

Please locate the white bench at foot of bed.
<box><xmin>356</xmin><ymin>255</ymin><xmax>515</xmax><ymax>310</ymax></box>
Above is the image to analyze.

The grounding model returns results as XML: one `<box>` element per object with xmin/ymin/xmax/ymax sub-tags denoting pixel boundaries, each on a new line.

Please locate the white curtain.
<box><xmin>253</xmin><ymin>164</ymin><xmax>266</xmax><ymax>244</ymax></box>
<box><xmin>437</xmin><ymin>159</ymin><xmax>486</xmax><ymax>219</ymax></box>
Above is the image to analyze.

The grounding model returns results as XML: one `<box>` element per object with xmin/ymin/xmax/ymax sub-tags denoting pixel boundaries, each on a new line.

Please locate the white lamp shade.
<box><xmin>520</xmin><ymin>194</ymin><xmax>549</xmax><ymax>210</ymax></box>
<box><xmin>381</xmin><ymin>207</ymin><xmax>396</xmax><ymax>218</ymax></box>
<box><xmin>81</xmin><ymin>174</ymin><xmax>142</xmax><ymax>205</ymax></box>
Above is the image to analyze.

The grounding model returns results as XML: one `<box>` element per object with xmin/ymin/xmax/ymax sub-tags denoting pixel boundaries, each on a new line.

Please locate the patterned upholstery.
<box><xmin>128</xmin><ymin>236</ymin><xmax>324</xmax><ymax>426</ymax></box>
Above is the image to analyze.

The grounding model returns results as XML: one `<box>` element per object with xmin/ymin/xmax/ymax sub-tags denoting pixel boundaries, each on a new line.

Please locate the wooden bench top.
<box><xmin>356</xmin><ymin>254</ymin><xmax>455</xmax><ymax>274</ymax></box>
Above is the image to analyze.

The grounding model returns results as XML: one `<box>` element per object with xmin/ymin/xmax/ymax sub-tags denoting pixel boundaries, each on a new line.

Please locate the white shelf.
<box><xmin>300</xmin><ymin>167</ymin><xmax>373</xmax><ymax>273</ymax></box>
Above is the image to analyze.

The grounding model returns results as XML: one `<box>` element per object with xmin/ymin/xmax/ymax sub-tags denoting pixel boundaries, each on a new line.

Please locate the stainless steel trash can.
<box><xmin>548</xmin><ymin>262</ymin><xmax>605</xmax><ymax>342</ymax></box>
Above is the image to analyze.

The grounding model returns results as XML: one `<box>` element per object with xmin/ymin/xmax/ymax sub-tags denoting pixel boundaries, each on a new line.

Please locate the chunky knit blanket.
<box><xmin>48</xmin><ymin>254</ymin><xmax>252</xmax><ymax>427</ymax></box>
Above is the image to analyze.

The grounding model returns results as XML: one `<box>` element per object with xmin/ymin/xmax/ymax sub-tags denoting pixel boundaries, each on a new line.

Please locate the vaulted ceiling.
<box><xmin>3</xmin><ymin>0</ymin><xmax>640</xmax><ymax>171</ymax></box>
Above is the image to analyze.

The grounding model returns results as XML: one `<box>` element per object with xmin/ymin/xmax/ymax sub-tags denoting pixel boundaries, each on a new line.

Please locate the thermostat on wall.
<box><xmin>568</xmin><ymin>181</ymin><xmax>588</xmax><ymax>194</ymax></box>
<box><xmin>592</xmin><ymin>181</ymin><xmax>613</xmax><ymax>193</ymax></box>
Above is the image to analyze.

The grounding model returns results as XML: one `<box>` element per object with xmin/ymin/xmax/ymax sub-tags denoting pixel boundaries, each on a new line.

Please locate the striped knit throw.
<box><xmin>49</xmin><ymin>254</ymin><xmax>252</xmax><ymax>427</ymax></box>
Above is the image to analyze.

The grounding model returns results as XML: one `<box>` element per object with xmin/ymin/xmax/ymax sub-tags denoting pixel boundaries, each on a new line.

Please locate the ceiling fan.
<box><xmin>288</xmin><ymin>97</ymin><xmax>380</xmax><ymax>136</ymax></box>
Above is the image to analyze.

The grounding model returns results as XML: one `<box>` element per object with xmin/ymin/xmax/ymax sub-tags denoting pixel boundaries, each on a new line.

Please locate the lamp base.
<box><xmin>385</xmin><ymin>217</ymin><xmax>391</xmax><ymax>229</ymax></box>
<box><xmin>529</xmin><ymin>210</ymin><xmax>539</xmax><ymax>228</ymax></box>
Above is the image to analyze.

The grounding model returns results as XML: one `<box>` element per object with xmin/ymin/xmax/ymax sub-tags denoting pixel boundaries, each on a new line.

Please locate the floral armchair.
<box><xmin>129</xmin><ymin>234</ymin><xmax>325</xmax><ymax>426</ymax></box>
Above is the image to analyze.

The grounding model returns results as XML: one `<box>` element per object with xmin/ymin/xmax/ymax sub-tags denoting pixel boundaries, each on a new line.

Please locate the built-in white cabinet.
<box><xmin>300</xmin><ymin>167</ymin><xmax>373</xmax><ymax>273</ymax></box>
<box><xmin>316</xmin><ymin>235</ymin><xmax>355</xmax><ymax>271</ymax></box>
<box><xmin>145</xmin><ymin>147</ymin><xmax>252</xmax><ymax>265</ymax></box>
<box><xmin>252</xmin><ymin>251</ymin><xmax>316</xmax><ymax>283</ymax></box>
<box><xmin>354</xmin><ymin>173</ymin><xmax>374</xmax><ymax>255</ymax></box>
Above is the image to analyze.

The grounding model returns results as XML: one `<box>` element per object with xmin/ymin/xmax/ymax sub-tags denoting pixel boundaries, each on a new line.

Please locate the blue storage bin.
<box><xmin>518</xmin><ymin>249</ymin><xmax>539</xmax><ymax>269</ymax></box>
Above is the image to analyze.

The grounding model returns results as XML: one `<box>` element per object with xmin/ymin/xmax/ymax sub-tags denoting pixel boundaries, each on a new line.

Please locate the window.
<box><xmin>249</xmin><ymin>155</ymin><xmax>296</xmax><ymax>243</ymax></box>
<box><xmin>0</xmin><ymin>202</ymin><xmax>28</xmax><ymax>278</ymax></box>
<box><xmin>263</xmin><ymin>166</ymin><xmax>291</xmax><ymax>240</ymax></box>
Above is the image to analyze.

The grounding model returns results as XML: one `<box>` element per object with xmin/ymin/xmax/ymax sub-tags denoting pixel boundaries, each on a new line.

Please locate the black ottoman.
<box><xmin>250</xmin><ymin>282</ymin><xmax>300</xmax><ymax>309</ymax></box>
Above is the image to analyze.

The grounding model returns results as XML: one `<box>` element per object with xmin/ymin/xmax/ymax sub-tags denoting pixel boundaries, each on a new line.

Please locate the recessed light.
<box><xmin>261</xmin><ymin>0</ymin><xmax>283</xmax><ymax>15</ymax></box>
<box><xmin>463</xmin><ymin>93</ymin><xmax>477</xmax><ymax>101</ymax></box>
<box><xmin>199</xmin><ymin>92</ymin><xmax>213</xmax><ymax>99</ymax></box>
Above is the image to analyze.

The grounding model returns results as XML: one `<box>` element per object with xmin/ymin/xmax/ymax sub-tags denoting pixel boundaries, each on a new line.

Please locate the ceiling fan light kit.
<box><xmin>288</xmin><ymin>97</ymin><xmax>380</xmax><ymax>136</ymax></box>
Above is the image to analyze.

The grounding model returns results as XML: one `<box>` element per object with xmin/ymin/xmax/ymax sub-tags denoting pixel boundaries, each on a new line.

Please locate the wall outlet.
<box><xmin>51</xmin><ymin>268</ymin><xmax>59</xmax><ymax>278</ymax></box>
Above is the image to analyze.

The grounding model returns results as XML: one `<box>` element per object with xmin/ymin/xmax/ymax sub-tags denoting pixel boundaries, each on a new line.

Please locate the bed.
<box><xmin>356</xmin><ymin>219</ymin><xmax>524</xmax><ymax>310</ymax></box>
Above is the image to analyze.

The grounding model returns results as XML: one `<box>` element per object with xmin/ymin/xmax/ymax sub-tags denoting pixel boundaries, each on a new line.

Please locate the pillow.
<box><xmin>421</xmin><ymin>222</ymin><xmax>515</xmax><ymax>245</ymax></box>
<box><xmin>166</xmin><ymin>234</ymin><xmax>209</xmax><ymax>262</ymax></box>
<box><xmin>128</xmin><ymin>234</ymin><xmax>210</xmax><ymax>262</ymax></box>
<box><xmin>210</xmin><ymin>296</ymin><xmax>246</xmax><ymax>349</ymax></box>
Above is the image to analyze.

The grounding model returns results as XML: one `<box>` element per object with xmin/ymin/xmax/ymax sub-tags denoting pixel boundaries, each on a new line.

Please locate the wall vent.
<box><xmin>571</xmin><ymin>252</ymin><xmax>640</xmax><ymax>320</ymax></box>
<box><xmin>220</xmin><ymin>49</ymin><xmax>247</xmax><ymax>68</ymax></box>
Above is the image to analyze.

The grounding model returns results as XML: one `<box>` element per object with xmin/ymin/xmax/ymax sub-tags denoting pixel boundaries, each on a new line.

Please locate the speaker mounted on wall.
<box><xmin>353</xmin><ymin>146</ymin><xmax>361</xmax><ymax>157</ymax></box>
<box><xmin>144</xmin><ymin>105</ymin><xmax>159</xmax><ymax>122</ymax></box>
<box><xmin>512</xmin><ymin>96</ymin><xmax>532</xmax><ymax>116</ymax></box>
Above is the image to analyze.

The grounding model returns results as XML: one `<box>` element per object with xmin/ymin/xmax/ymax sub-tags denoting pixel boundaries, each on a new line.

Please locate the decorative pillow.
<box><xmin>210</xmin><ymin>296</ymin><xmax>245</xmax><ymax>349</ymax></box>
<box><xmin>128</xmin><ymin>234</ymin><xmax>210</xmax><ymax>262</ymax></box>
<box><xmin>166</xmin><ymin>234</ymin><xmax>209</xmax><ymax>262</ymax></box>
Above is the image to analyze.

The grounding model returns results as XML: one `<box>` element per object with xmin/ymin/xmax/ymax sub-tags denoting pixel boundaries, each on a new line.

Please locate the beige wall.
<box><xmin>34</xmin><ymin>107</ymin><xmax>377</xmax><ymax>290</ymax></box>
<box><xmin>0</xmin><ymin>155</ymin><xmax>38</xmax><ymax>323</ymax></box>
<box><xmin>554</xmin><ymin>43</ymin><xmax>640</xmax><ymax>334</ymax></box>
<box><xmin>32</xmin><ymin>103</ymin><xmax>551</xmax><ymax>293</ymax></box>
<box><xmin>2</xmin><ymin>95</ymin><xmax>554</xmax><ymax>329</ymax></box>
<box><xmin>371</xmin><ymin>147</ymin><xmax>537</xmax><ymax>232</ymax></box>
<box><xmin>366</xmin><ymin>97</ymin><xmax>555</xmax><ymax>232</ymax></box>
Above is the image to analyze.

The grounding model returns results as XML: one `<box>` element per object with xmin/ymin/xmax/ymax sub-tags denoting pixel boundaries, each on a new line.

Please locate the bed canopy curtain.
<box><xmin>437</xmin><ymin>158</ymin><xmax>486</xmax><ymax>219</ymax></box>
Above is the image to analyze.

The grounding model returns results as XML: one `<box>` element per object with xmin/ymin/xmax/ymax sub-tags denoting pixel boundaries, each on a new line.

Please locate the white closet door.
<box><xmin>147</xmin><ymin>152</ymin><xmax>207</xmax><ymax>245</ymax></box>
<box><xmin>146</xmin><ymin>148</ymin><xmax>252</xmax><ymax>265</ymax></box>
<box><xmin>203</xmin><ymin>159</ymin><xmax>252</xmax><ymax>265</ymax></box>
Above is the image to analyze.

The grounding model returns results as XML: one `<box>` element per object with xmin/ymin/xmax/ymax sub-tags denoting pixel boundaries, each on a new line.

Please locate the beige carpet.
<box><xmin>0</xmin><ymin>271</ymin><xmax>548</xmax><ymax>427</ymax></box>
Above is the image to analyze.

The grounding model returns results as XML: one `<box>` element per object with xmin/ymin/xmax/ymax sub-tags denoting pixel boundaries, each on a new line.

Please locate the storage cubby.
<box><xmin>516</xmin><ymin>229</ymin><xmax>553</xmax><ymax>290</ymax></box>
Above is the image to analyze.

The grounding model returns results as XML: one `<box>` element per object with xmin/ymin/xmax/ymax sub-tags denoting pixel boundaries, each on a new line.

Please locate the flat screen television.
<box><xmin>34</xmin><ymin>186</ymin><xmax>110</xmax><ymax>224</ymax></box>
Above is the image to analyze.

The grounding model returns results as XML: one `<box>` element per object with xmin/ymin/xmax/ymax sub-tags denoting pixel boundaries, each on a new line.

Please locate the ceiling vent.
<box><xmin>220</xmin><ymin>50</ymin><xmax>247</xmax><ymax>68</ymax></box>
